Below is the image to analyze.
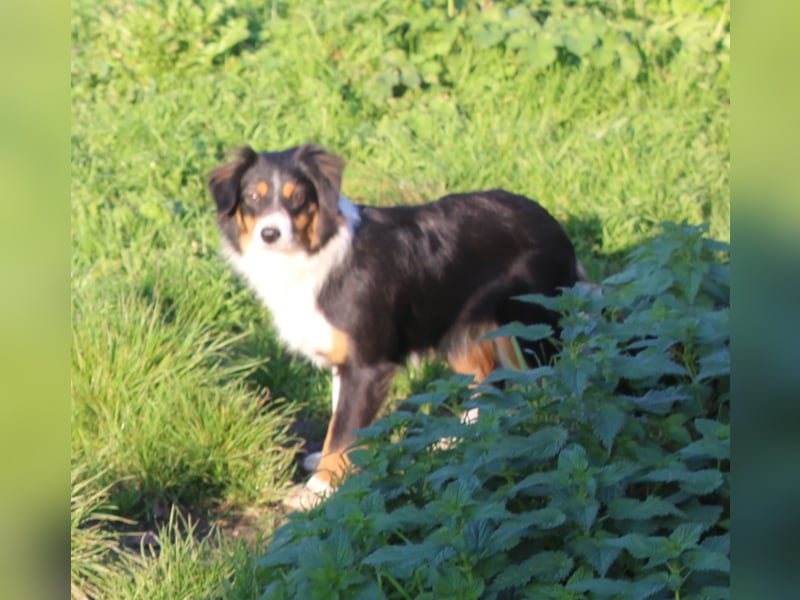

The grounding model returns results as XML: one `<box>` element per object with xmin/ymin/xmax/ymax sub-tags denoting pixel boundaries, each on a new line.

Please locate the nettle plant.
<box><xmin>256</xmin><ymin>223</ymin><xmax>729</xmax><ymax>600</ymax></box>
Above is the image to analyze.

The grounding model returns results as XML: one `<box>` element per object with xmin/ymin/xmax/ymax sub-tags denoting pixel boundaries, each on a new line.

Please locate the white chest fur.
<box><xmin>223</xmin><ymin>225</ymin><xmax>352</xmax><ymax>368</ymax></box>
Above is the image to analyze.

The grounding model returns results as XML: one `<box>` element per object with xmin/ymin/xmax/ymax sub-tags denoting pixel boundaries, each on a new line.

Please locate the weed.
<box><xmin>255</xmin><ymin>224</ymin><xmax>730</xmax><ymax>599</ymax></box>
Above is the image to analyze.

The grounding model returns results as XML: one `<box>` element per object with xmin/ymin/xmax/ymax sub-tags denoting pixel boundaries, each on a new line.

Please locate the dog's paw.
<box><xmin>281</xmin><ymin>475</ymin><xmax>332</xmax><ymax>512</ymax></box>
<box><xmin>302</xmin><ymin>451</ymin><xmax>322</xmax><ymax>473</ymax></box>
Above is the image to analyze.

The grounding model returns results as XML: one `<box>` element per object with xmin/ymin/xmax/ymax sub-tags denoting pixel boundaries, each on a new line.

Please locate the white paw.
<box><xmin>281</xmin><ymin>475</ymin><xmax>333</xmax><ymax>512</ymax></box>
<box><xmin>302</xmin><ymin>451</ymin><xmax>322</xmax><ymax>472</ymax></box>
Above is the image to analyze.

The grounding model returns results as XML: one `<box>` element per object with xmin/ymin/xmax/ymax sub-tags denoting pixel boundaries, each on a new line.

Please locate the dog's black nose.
<box><xmin>260</xmin><ymin>227</ymin><xmax>281</xmax><ymax>244</ymax></box>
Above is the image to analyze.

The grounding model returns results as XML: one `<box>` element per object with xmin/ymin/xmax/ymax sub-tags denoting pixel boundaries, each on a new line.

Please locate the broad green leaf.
<box><xmin>680</xmin><ymin>469</ymin><xmax>725</xmax><ymax>495</ymax></box>
<box><xmin>700</xmin><ymin>534</ymin><xmax>730</xmax><ymax>556</ymax></box>
<box><xmin>555</xmin><ymin>354</ymin><xmax>595</xmax><ymax>397</ymax></box>
<box><xmin>482</xmin><ymin>322</ymin><xmax>553</xmax><ymax>342</ymax></box>
<box><xmin>462</xmin><ymin>520</ymin><xmax>493</xmax><ymax>555</ymax></box>
<box><xmin>696</xmin><ymin>346</ymin><xmax>730</xmax><ymax>381</ymax></box>
<box><xmin>362</xmin><ymin>70</ymin><xmax>397</xmax><ymax>100</ymax></box>
<box><xmin>489</xmin><ymin>518</ymin><xmax>528</xmax><ymax>552</ymax></box>
<box><xmin>571</xmin><ymin>535</ymin><xmax>623</xmax><ymax>577</ymax></box>
<box><xmin>697</xmin><ymin>585</ymin><xmax>732</xmax><ymax>599</ymax></box>
<box><xmin>370</xmin><ymin>504</ymin><xmax>432</xmax><ymax>535</ymax></box>
<box><xmin>684</xmin><ymin>549</ymin><xmax>730</xmax><ymax>573</ymax></box>
<box><xmin>590</xmin><ymin>44</ymin><xmax>617</xmax><ymax>67</ymax></box>
<box><xmin>489</xmin><ymin>433</ymin><xmax>543</xmax><ymax>460</ymax></box>
<box><xmin>617</xmin><ymin>41</ymin><xmax>642</xmax><ymax>79</ymax></box>
<box><xmin>564</xmin><ymin>31</ymin><xmax>596</xmax><ymax>57</ymax></box>
<box><xmin>490</xmin><ymin>560</ymin><xmax>536</xmax><ymax>590</ymax></box>
<box><xmin>513</xmin><ymin>292</ymin><xmax>564</xmax><ymax>310</ymax></box>
<box><xmin>624</xmin><ymin>388</ymin><xmax>692</xmax><ymax>414</ymax></box>
<box><xmin>558</xmin><ymin>444</ymin><xmax>589</xmax><ymax>472</ymax></box>
<box><xmin>403</xmin><ymin>391</ymin><xmax>449</xmax><ymax>408</ymax></box>
<box><xmin>592</xmin><ymin>403</ymin><xmax>627</xmax><ymax>449</ymax></box>
<box><xmin>573</xmin><ymin>499</ymin><xmax>601</xmax><ymax>530</ymax></box>
<box><xmin>681</xmin><ymin>501</ymin><xmax>724</xmax><ymax>530</ymax></box>
<box><xmin>568</xmin><ymin>577</ymin><xmax>628</xmax><ymax>596</ymax></box>
<box><xmin>596</xmin><ymin>461</ymin><xmax>643</xmax><ymax>488</ymax></box>
<box><xmin>630</xmin><ymin>573</ymin><xmax>671</xmax><ymax>598</ymax></box>
<box><xmin>527</xmin><ymin>425</ymin><xmax>569</xmax><ymax>460</ymax></box>
<box><xmin>431</xmin><ymin>564</ymin><xmax>485</xmax><ymax>599</ymax></box>
<box><xmin>606</xmin><ymin>532</ymin><xmax>666</xmax><ymax>559</ymax></box>
<box><xmin>328</xmin><ymin>527</ymin><xmax>356</xmax><ymax>568</ymax></box>
<box><xmin>506</xmin><ymin>5</ymin><xmax>535</xmax><ymax>25</ymax></box>
<box><xmin>523</xmin><ymin>33</ymin><xmax>557</xmax><ymax>70</ymax></box>
<box><xmin>669</xmin><ymin>522</ymin><xmax>705</xmax><ymax>549</ymax></box>
<box><xmin>400</xmin><ymin>66</ymin><xmax>421</xmax><ymax>89</ymax></box>
<box><xmin>507</xmin><ymin>31</ymin><xmax>535</xmax><ymax>50</ymax></box>
<box><xmin>608</xmin><ymin>496</ymin><xmax>684</xmax><ymax>521</ymax></box>
<box><xmin>420</xmin><ymin>30</ymin><xmax>458</xmax><ymax>57</ymax></box>
<box><xmin>678</xmin><ymin>436</ymin><xmax>729</xmax><ymax>461</ymax></box>
<box><xmin>471</xmin><ymin>27</ymin><xmax>506</xmax><ymax>49</ymax></box>
<box><xmin>695</xmin><ymin>418</ymin><xmax>730</xmax><ymax>440</ymax></box>
<box><xmin>640</xmin><ymin>468</ymin><xmax>723</xmax><ymax>495</ymax></box>
<box><xmin>483</xmin><ymin>365</ymin><xmax>554</xmax><ymax>386</ymax></box>
<box><xmin>613</xmin><ymin>349</ymin><xmax>688</xmax><ymax>381</ymax></box>
<box><xmin>380</xmin><ymin>48</ymin><xmax>408</xmax><ymax>67</ymax></box>
<box><xmin>363</xmin><ymin>543</ymin><xmax>428</xmax><ymax>578</ymax></box>
<box><xmin>525</xmin><ymin>506</ymin><xmax>567</xmax><ymax>529</ymax></box>
<box><xmin>511</xmin><ymin>471</ymin><xmax>554</xmax><ymax>496</ymax></box>
<box><xmin>528</xmin><ymin>551</ymin><xmax>575</xmax><ymax>583</ymax></box>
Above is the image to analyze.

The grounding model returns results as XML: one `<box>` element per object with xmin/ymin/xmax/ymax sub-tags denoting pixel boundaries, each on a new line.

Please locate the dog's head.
<box><xmin>208</xmin><ymin>144</ymin><xmax>345</xmax><ymax>255</ymax></box>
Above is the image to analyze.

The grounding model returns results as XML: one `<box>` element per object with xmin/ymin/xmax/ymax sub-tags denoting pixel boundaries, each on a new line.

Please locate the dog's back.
<box><xmin>318</xmin><ymin>189</ymin><xmax>578</xmax><ymax>370</ymax></box>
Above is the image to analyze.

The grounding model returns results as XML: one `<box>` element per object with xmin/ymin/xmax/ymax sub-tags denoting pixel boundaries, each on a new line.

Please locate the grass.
<box><xmin>71</xmin><ymin>0</ymin><xmax>729</xmax><ymax>597</ymax></box>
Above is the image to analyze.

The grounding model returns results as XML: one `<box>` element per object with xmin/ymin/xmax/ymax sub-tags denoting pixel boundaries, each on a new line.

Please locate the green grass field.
<box><xmin>71</xmin><ymin>0</ymin><xmax>729</xmax><ymax>597</ymax></box>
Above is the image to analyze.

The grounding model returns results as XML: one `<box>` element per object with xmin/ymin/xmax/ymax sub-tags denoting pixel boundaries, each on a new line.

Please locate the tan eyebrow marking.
<box><xmin>256</xmin><ymin>181</ymin><xmax>269</xmax><ymax>196</ymax></box>
<box><xmin>282</xmin><ymin>181</ymin><xmax>296</xmax><ymax>198</ymax></box>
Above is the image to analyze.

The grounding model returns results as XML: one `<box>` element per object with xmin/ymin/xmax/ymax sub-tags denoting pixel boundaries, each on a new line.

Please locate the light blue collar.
<box><xmin>338</xmin><ymin>196</ymin><xmax>361</xmax><ymax>233</ymax></box>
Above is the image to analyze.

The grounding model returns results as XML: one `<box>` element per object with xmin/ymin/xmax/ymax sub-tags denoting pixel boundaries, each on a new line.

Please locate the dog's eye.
<box><xmin>286</xmin><ymin>188</ymin><xmax>306</xmax><ymax>210</ymax></box>
<box><xmin>244</xmin><ymin>191</ymin><xmax>260</xmax><ymax>206</ymax></box>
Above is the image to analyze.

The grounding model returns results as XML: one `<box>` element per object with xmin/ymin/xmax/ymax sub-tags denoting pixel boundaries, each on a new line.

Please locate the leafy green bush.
<box><xmin>254</xmin><ymin>223</ymin><xmax>729</xmax><ymax>600</ymax></box>
<box><xmin>71</xmin><ymin>0</ymin><xmax>729</xmax><ymax>107</ymax></box>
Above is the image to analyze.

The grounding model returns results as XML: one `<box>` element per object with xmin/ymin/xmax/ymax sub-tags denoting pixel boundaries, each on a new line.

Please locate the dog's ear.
<box><xmin>208</xmin><ymin>147</ymin><xmax>258</xmax><ymax>216</ymax></box>
<box><xmin>295</xmin><ymin>144</ymin><xmax>345</xmax><ymax>243</ymax></box>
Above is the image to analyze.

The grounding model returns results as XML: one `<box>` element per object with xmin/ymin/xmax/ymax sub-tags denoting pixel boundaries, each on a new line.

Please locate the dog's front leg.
<box><xmin>301</xmin><ymin>366</ymin><xmax>342</xmax><ymax>473</ymax></box>
<box><xmin>285</xmin><ymin>361</ymin><xmax>395</xmax><ymax>511</ymax></box>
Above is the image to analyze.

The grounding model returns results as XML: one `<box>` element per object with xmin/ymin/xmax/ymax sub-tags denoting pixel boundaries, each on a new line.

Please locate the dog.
<box><xmin>208</xmin><ymin>144</ymin><xmax>580</xmax><ymax>510</ymax></box>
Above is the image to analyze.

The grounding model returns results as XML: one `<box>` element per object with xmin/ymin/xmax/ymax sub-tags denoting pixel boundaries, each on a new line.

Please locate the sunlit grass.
<box><xmin>71</xmin><ymin>0</ymin><xmax>729</xmax><ymax>596</ymax></box>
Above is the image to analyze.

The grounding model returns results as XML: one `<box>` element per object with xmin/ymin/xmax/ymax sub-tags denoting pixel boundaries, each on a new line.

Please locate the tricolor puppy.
<box><xmin>209</xmin><ymin>144</ymin><xmax>579</xmax><ymax>509</ymax></box>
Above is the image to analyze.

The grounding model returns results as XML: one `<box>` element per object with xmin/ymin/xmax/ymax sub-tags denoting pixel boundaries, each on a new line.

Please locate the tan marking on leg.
<box><xmin>448</xmin><ymin>338</ymin><xmax>498</xmax><ymax>384</ymax></box>
<box><xmin>314</xmin><ymin>412</ymin><xmax>351</xmax><ymax>488</ymax></box>
<box><xmin>441</xmin><ymin>333</ymin><xmax>499</xmax><ymax>450</ymax></box>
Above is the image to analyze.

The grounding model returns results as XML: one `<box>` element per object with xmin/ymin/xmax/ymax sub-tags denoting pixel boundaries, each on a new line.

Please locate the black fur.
<box><xmin>210</xmin><ymin>144</ymin><xmax>579</xmax><ymax>481</ymax></box>
<box><xmin>318</xmin><ymin>190</ymin><xmax>578</xmax><ymax>364</ymax></box>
